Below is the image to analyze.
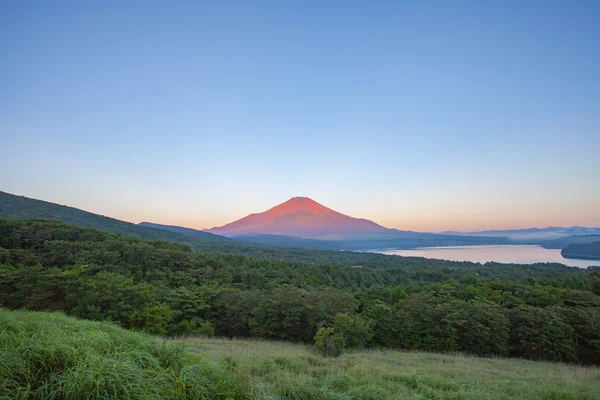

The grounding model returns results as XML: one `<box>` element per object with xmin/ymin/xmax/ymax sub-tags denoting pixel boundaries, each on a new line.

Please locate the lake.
<box><xmin>375</xmin><ymin>245</ymin><xmax>598</xmax><ymax>268</ymax></box>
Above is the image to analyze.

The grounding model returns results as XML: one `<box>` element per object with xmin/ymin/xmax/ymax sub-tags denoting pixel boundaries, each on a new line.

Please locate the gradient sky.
<box><xmin>1</xmin><ymin>1</ymin><xmax>599</xmax><ymax>232</ymax></box>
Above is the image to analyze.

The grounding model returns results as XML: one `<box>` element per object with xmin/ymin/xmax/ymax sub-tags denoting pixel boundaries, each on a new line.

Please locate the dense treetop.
<box><xmin>1</xmin><ymin>218</ymin><xmax>599</xmax><ymax>365</ymax></box>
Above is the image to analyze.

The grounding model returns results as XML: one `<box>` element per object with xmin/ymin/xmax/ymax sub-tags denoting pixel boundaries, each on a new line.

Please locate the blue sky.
<box><xmin>1</xmin><ymin>1</ymin><xmax>599</xmax><ymax>231</ymax></box>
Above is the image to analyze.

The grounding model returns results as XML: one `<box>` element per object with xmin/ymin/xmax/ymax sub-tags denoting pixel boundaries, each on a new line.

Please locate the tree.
<box><xmin>508</xmin><ymin>306</ymin><xmax>577</xmax><ymax>362</ymax></box>
<box><xmin>249</xmin><ymin>286</ymin><xmax>310</xmax><ymax>341</ymax></box>
<box><xmin>449</xmin><ymin>301</ymin><xmax>509</xmax><ymax>356</ymax></box>
<box><xmin>129</xmin><ymin>304</ymin><xmax>173</xmax><ymax>335</ymax></box>
<box><xmin>314</xmin><ymin>327</ymin><xmax>344</xmax><ymax>358</ymax></box>
<box><xmin>333</xmin><ymin>313</ymin><xmax>372</xmax><ymax>349</ymax></box>
<box><xmin>198</xmin><ymin>321</ymin><xmax>215</xmax><ymax>337</ymax></box>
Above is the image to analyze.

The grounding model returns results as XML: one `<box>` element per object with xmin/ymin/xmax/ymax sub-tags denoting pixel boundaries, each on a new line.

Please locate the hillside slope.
<box><xmin>0</xmin><ymin>309</ymin><xmax>245</xmax><ymax>399</ymax></box>
<box><xmin>3</xmin><ymin>308</ymin><xmax>598</xmax><ymax>400</ymax></box>
<box><xmin>0</xmin><ymin>191</ymin><xmax>228</xmax><ymax>242</ymax></box>
<box><xmin>0</xmin><ymin>191</ymin><xmax>247</xmax><ymax>252</ymax></box>
<box><xmin>179</xmin><ymin>337</ymin><xmax>600</xmax><ymax>400</ymax></box>
<box><xmin>141</xmin><ymin>222</ymin><xmax>345</xmax><ymax>249</ymax></box>
<box><xmin>144</xmin><ymin>221</ymin><xmax>508</xmax><ymax>250</ymax></box>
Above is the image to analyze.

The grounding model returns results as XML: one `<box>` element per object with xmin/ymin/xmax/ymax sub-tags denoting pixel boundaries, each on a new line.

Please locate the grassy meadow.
<box><xmin>178</xmin><ymin>337</ymin><xmax>600</xmax><ymax>400</ymax></box>
<box><xmin>2</xmin><ymin>308</ymin><xmax>598</xmax><ymax>399</ymax></box>
<box><xmin>0</xmin><ymin>309</ymin><xmax>246</xmax><ymax>399</ymax></box>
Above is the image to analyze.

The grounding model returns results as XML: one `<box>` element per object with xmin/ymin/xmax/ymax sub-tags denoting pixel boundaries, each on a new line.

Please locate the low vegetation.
<box><xmin>3</xmin><ymin>308</ymin><xmax>598</xmax><ymax>399</ymax></box>
<box><xmin>179</xmin><ymin>337</ymin><xmax>600</xmax><ymax>399</ymax></box>
<box><xmin>0</xmin><ymin>309</ymin><xmax>246</xmax><ymax>399</ymax></box>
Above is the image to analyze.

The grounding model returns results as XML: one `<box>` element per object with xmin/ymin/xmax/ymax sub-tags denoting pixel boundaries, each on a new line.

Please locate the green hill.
<box><xmin>562</xmin><ymin>241</ymin><xmax>600</xmax><ymax>260</ymax></box>
<box><xmin>2</xmin><ymin>308</ymin><xmax>598</xmax><ymax>400</ymax></box>
<box><xmin>0</xmin><ymin>191</ymin><xmax>254</xmax><ymax>252</ymax></box>
<box><xmin>0</xmin><ymin>308</ymin><xmax>245</xmax><ymax>399</ymax></box>
<box><xmin>178</xmin><ymin>337</ymin><xmax>600</xmax><ymax>400</ymax></box>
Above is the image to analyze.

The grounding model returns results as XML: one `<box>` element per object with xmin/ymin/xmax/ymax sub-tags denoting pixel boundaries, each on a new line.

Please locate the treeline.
<box><xmin>1</xmin><ymin>219</ymin><xmax>599</xmax><ymax>364</ymax></box>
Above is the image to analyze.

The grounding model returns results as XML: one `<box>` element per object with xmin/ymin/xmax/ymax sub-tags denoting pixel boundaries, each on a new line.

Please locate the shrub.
<box><xmin>198</xmin><ymin>321</ymin><xmax>215</xmax><ymax>337</ymax></box>
<box><xmin>314</xmin><ymin>327</ymin><xmax>344</xmax><ymax>357</ymax></box>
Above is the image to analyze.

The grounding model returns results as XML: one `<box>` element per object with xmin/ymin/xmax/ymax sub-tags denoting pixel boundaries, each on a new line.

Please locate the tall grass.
<box><xmin>2</xmin><ymin>309</ymin><xmax>598</xmax><ymax>399</ymax></box>
<box><xmin>178</xmin><ymin>337</ymin><xmax>600</xmax><ymax>400</ymax></box>
<box><xmin>0</xmin><ymin>309</ymin><xmax>247</xmax><ymax>399</ymax></box>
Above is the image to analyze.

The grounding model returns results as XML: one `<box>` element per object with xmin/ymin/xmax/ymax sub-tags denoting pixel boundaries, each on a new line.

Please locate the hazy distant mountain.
<box><xmin>142</xmin><ymin>220</ymin><xmax>509</xmax><ymax>250</ymax></box>
<box><xmin>541</xmin><ymin>234</ymin><xmax>600</xmax><ymax>249</ymax></box>
<box><xmin>444</xmin><ymin>227</ymin><xmax>600</xmax><ymax>241</ymax></box>
<box><xmin>206</xmin><ymin>197</ymin><xmax>390</xmax><ymax>238</ymax></box>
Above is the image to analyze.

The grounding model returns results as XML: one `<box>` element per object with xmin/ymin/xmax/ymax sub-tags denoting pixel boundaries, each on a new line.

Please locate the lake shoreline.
<box><xmin>371</xmin><ymin>244</ymin><xmax>598</xmax><ymax>269</ymax></box>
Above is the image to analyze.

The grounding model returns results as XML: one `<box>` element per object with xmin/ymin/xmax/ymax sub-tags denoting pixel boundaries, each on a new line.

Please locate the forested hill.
<box><xmin>1</xmin><ymin>218</ymin><xmax>599</xmax><ymax>365</ymax></box>
<box><xmin>562</xmin><ymin>242</ymin><xmax>600</xmax><ymax>260</ymax></box>
<box><xmin>0</xmin><ymin>191</ymin><xmax>250</xmax><ymax>252</ymax></box>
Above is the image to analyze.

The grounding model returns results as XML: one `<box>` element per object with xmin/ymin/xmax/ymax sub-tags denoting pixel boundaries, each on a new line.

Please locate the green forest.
<box><xmin>562</xmin><ymin>241</ymin><xmax>600</xmax><ymax>260</ymax></box>
<box><xmin>1</xmin><ymin>218</ymin><xmax>599</xmax><ymax>365</ymax></box>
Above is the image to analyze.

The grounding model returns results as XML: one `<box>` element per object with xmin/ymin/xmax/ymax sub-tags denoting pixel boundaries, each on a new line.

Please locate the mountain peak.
<box><xmin>281</xmin><ymin>196</ymin><xmax>316</xmax><ymax>205</ymax></box>
<box><xmin>269</xmin><ymin>197</ymin><xmax>337</xmax><ymax>218</ymax></box>
<box><xmin>281</xmin><ymin>196</ymin><xmax>320</xmax><ymax>206</ymax></box>
<box><xmin>206</xmin><ymin>197</ymin><xmax>389</xmax><ymax>238</ymax></box>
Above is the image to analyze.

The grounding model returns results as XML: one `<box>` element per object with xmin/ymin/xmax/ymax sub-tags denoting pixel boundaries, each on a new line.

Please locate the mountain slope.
<box><xmin>141</xmin><ymin>221</ymin><xmax>511</xmax><ymax>250</ymax></box>
<box><xmin>0</xmin><ymin>191</ymin><xmax>232</xmax><ymax>248</ymax></box>
<box><xmin>206</xmin><ymin>197</ymin><xmax>390</xmax><ymax>238</ymax></box>
<box><xmin>141</xmin><ymin>223</ymin><xmax>345</xmax><ymax>249</ymax></box>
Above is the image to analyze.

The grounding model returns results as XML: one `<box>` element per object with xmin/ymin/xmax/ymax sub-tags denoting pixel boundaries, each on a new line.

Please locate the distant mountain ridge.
<box><xmin>145</xmin><ymin>221</ymin><xmax>510</xmax><ymax>250</ymax></box>
<box><xmin>206</xmin><ymin>197</ymin><xmax>390</xmax><ymax>238</ymax></box>
<box><xmin>541</xmin><ymin>234</ymin><xmax>600</xmax><ymax>249</ymax></box>
<box><xmin>443</xmin><ymin>226</ymin><xmax>600</xmax><ymax>241</ymax></box>
<box><xmin>4</xmin><ymin>191</ymin><xmax>597</xmax><ymax>253</ymax></box>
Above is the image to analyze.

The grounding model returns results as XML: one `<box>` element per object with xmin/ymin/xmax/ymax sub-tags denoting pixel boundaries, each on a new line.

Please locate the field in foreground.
<box><xmin>0</xmin><ymin>309</ymin><xmax>245</xmax><ymax>399</ymax></box>
<box><xmin>2</xmin><ymin>309</ymin><xmax>598</xmax><ymax>399</ymax></box>
<box><xmin>178</xmin><ymin>337</ymin><xmax>600</xmax><ymax>400</ymax></box>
